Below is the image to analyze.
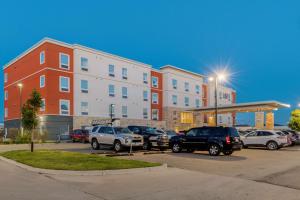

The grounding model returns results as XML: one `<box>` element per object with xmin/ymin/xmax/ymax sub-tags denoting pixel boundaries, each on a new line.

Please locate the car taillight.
<box><xmin>226</xmin><ymin>136</ymin><xmax>231</xmax><ymax>144</ymax></box>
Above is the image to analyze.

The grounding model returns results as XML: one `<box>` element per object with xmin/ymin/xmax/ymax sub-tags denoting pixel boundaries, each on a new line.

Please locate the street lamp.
<box><xmin>209</xmin><ymin>72</ymin><xmax>228</xmax><ymax>126</ymax></box>
<box><xmin>110</xmin><ymin>104</ymin><xmax>115</xmax><ymax>125</ymax></box>
<box><xmin>17</xmin><ymin>83</ymin><xmax>23</xmax><ymax>135</ymax></box>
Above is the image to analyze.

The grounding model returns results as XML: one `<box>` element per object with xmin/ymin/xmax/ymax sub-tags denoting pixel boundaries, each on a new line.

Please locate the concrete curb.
<box><xmin>0</xmin><ymin>156</ymin><xmax>167</xmax><ymax>176</ymax></box>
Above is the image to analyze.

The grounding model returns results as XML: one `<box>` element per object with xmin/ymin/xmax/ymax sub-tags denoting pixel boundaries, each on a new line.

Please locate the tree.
<box><xmin>21</xmin><ymin>89</ymin><xmax>43</xmax><ymax>152</ymax></box>
<box><xmin>288</xmin><ymin>109</ymin><xmax>300</xmax><ymax>131</ymax></box>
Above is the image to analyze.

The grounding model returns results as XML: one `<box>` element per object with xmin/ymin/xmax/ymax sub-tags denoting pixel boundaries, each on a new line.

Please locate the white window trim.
<box><xmin>122</xmin><ymin>68</ymin><xmax>128</xmax><ymax>79</ymax></box>
<box><xmin>109</xmin><ymin>85</ymin><xmax>115</xmax><ymax>97</ymax></box>
<box><xmin>4</xmin><ymin>108</ymin><xmax>8</xmax><ymax>118</ymax></box>
<box><xmin>4</xmin><ymin>73</ymin><xmax>7</xmax><ymax>83</ymax></box>
<box><xmin>59</xmin><ymin>76</ymin><xmax>70</xmax><ymax>93</ymax></box>
<box><xmin>152</xmin><ymin>109</ymin><xmax>159</xmax><ymax>120</ymax></box>
<box><xmin>143</xmin><ymin>108</ymin><xmax>148</xmax><ymax>119</ymax></box>
<box><xmin>109</xmin><ymin>64</ymin><xmax>115</xmax><ymax>77</ymax></box>
<box><xmin>172</xmin><ymin>79</ymin><xmax>177</xmax><ymax>89</ymax></box>
<box><xmin>40</xmin><ymin>75</ymin><xmax>45</xmax><ymax>88</ymax></box>
<box><xmin>40</xmin><ymin>51</ymin><xmax>45</xmax><ymax>64</ymax></box>
<box><xmin>40</xmin><ymin>99</ymin><xmax>45</xmax><ymax>111</ymax></box>
<box><xmin>81</xmin><ymin>101</ymin><xmax>89</xmax><ymax>115</ymax></box>
<box><xmin>81</xmin><ymin>80</ymin><xmax>88</xmax><ymax>93</ymax></box>
<box><xmin>81</xmin><ymin>57</ymin><xmax>88</xmax><ymax>71</ymax></box>
<box><xmin>59</xmin><ymin>99</ymin><xmax>70</xmax><ymax>115</ymax></box>
<box><xmin>143</xmin><ymin>73</ymin><xmax>148</xmax><ymax>84</ymax></box>
<box><xmin>122</xmin><ymin>87</ymin><xmax>128</xmax><ymax>98</ymax></box>
<box><xmin>59</xmin><ymin>53</ymin><xmax>70</xmax><ymax>70</ymax></box>
<box><xmin>172</xmin><ymin>95</ymin><xmax>177</xmax><ymax>105</ymax></box>
<box><xmin>152</xmin><ymin>76</ymin><xmax>158</xmax><ymax>88</ymax></box>
<box><xmin>152</xmin><ymin>93</ymin><xmax>158</xmax><ymax>104</ymax></box>
<box><xmin>184</xmin><ymin>82</ymin><xmax>189</xmax><ymax>92</ymax></box>
<box><xmin>4</xmin><ymin>90</ymin><xmax>8</xmax><ymax>101</ymax></box>
<box><xmin>143</xmin><ymin>91</ymin><xmax>148</xmax><ymax>101</ymax></box>
<box><xmin>122</xmin><ymin>106</ymin><xmax>128</xmax><ymax>118</ymax></box>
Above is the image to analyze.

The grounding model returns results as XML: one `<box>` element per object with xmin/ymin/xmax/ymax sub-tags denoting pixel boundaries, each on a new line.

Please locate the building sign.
<box><xmin>255</xmin><ymin>112</ymin><xmax>264</xmax><ymax>129</ymax></box>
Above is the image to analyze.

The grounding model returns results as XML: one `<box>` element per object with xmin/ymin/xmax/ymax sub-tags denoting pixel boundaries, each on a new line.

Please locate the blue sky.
<box><xmin>1</xmin><ymin>0</ymin><xmax>300</xmax><ymax>124</ymax></box>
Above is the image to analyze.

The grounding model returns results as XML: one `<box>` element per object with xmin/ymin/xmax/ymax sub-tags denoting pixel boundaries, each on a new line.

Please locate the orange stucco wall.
<box><xmin>4</xmin><ymin>42</ymin><xmax>73</xmax><ymax>120</ymax></box>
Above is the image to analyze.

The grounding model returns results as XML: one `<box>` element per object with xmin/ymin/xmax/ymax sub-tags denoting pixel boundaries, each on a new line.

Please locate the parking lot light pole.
<box><xmin>110</xmin><ymin>104</ymin><xmax>115</xmax><ymax>125</ymax></box>
<box><xmin>17</xmin><ymin>83</ymin><xmax>23</xmax><ymax>135</ymax></box>
<box><xmin>209</xmin><ymin>73</ymin><xmax>227</xmax><ymax>127</ymax></box>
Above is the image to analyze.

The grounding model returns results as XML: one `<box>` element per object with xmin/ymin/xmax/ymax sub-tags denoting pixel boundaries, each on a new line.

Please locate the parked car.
<box><xmin>89</xmin><ymin>126</ymin><xmax>144</xmax><ymax>152</ymax></box>
<box><xmin>169</xmin><ymin>126</ymin><xmax>242</xmax><ymax>156</ymax></box>
<box><xmin>69</xmin><ymin>129</ymin><xmax>89</xmax><ymax>143</ymax></box>
<box><xmin>240</xmin><ymin>130</ymin><xmax>288</xmax><ymax>150</ymax></box>
<box><xmin>128</xmin><ymin>126</ymin><xmax>169</xmax><ymax>150</ymax></box>
<box><xmin>165</xmin><ymin>130</ymin><xmax>178</xmax><ymax>139</ymax></box>
<box><xmin>281</xmin><ymin>130</ymin><xmax>299</xmax><ymax>145</ymax></box>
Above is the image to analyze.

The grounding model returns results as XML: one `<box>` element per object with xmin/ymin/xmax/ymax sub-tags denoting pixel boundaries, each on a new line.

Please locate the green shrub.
<box><xmin>14</xmin><ymin>132</ymin><xmax>31</xmax><ymax>144</ymax></box>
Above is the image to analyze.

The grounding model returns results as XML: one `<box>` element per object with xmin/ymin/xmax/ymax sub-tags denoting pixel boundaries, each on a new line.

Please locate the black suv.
<box><xmin>128</xmin><ymin>126</ymin><xmax>169</xmax><ymax>150</ymax></box>
<box><xmin>169</xmin><ymin>126</ymin><xmax>242</xmax><ymax>156</ymax></box>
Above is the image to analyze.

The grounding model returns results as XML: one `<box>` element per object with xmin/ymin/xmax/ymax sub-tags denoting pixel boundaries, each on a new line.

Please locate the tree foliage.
<box><xmin>21</xmin><ymin>89</ymin><xmax>43</xmax><ymax>131</ymax></box>
<box><xmin>288</xmin><ymin>109</ymin><xmax>300</xmax><ymax>131</ymax></box>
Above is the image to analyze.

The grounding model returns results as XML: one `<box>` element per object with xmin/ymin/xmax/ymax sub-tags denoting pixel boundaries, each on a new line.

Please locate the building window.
<box><xmin>152</xmin><ymin>93</ymin><xmax>158</xmax><ymax>104</ymax></box>
<box><xmin>40</xmin><ymin>75</ymin><xmax>45</xmax><ymax>88</ymax></box>
<box><xmin>122</xmin><ymin>87</ymin><xmax>128</xmax><ymax>99</ymax></box>
<box><xmin>109</xmin><ymin>84</ymin><xmax>115</xmax><ymax>97</ymax></box>
<box><xmin>195</xmin><ymin>99</ymin><xmax>200</xmax><ymax>108</ymax></box>
<box><xmin>122</xmin><ymin>68</ymin><xmax>128</xmax><ymax>79</ymax></box>
<box><xmin>4</xmin><ymin>108</ymin><xmax>8</xmax><ymax>118</ymax></box>
<box><xmin>59</xmin><ymin>53</ymin><xmax>70</xmax><ymax>69</ymax></box>
<box><xmin>143</xmin><ymin>108</ymin><xmax>148</xmax><ymax>119</ymax></box>
<box><xmin>152</xmin><ymin>109</ymin><xmax>159</xmax><ymax>120</ymax></box>
<box><xmin>143</xmin><ymin>90</ymin><xmax>148</xmax><ymax>101</ymax></box>
<box><xmin>4</xmin><ymin>73</ymin><xmax>7</xmax><ymax>83</ymax></box>
<box><xmin>172</xmin><ymin>79</ymin><xmax>177</xmax><ymax>89</ymax></box>
<box><xmin>59</xmin><ymin>100</ymin><xmax>70</xmax><ymax>115</ymax></box>
<box><xmin>81</xmin><ymin>57</ymin><xmax>88</xmax><ymax>71</ymax></box>
<box><xmin>81</xmin><ymin>102</ymin><xmax>88</xmax><ymax>115</ymax></box>
<box><xmin>152</xmin><ymin>76</ymin><xmax>158</xmax><ymax>88</ymax></box>
<box><xmin>122</xmin><ymin>106</ymin><xmax>128</xmax><ymax>118</ymax></box>
<box><xmin>184</xmin><ymin>97</ymin><xmax>189</xmax><ymax>106</ymax></box>
<box><xmin>4</xmin><ymin>90</ymin><xmax>8</xmax><ymax>101</ymax></box>
<box><xmin>180</xmin><ymin>112</ymin><xmax>193</xmax><ymax>124</ymax></box>
<box><xmin>172</xmin><ymin>95</ymin><xmax>177</xmax><ymax>105</ymax></box>
<box><xmin>143</xmin><ymin>73</ymin><xmax>148</xmax><ymax>84</ymax></box>
<box><xmin>195</xmin><ymin>85</ymin><xmax>200</xmax><ymax>94</ymax></box>
<box><xmin>40</xmin><ymin>51</ymin><xmax>45</xmax><ymax>64</ymax></box>
<box><xmin>40</xmin><ymin>99</ymin><xmax>45</xmax><ymax>111</ymax></box>
<box><xmin>81</xmin><ymin>80</ymin><xmax>88</xmax><ymax>93</ymax></box>
<box><xmin>109</xmin><ymin>105</ymin><xmax>115</xmax><ymax>118</ymax></box>
<box><xmin>109</xmin><ymin>64</ymin><xmax>115</xmax><ymax>77</ymax></box>
<box><xmin>59</xmin><ymin>76</ymin><xmax>70</xmax><ymax>92</ymax></box>
<box><xmin>184</xmin><ymin>82</ymin><xmax>189</xmax><ymax>92</ymax></box>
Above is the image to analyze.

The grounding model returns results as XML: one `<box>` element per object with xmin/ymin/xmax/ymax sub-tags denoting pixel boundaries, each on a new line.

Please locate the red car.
<box><xmin>70</xmin><ymin>129</ymin><xmax>89</xmax><ymax>143</ymax></box>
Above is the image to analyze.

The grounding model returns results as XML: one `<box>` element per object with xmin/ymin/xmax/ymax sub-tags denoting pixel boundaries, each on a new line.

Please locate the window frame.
<box><xmin>122</xmin><ymin>105</ymin><xmax>128</xmax><ymax>118</ymax></box>
<box><xmin>40</xmin><ymin>51</ymin><xmax>45</xmax><ymax>64</ymax></box>
<box><xmin>59</xmin><ymin>53</ymin><xmax>70</xmax><ymax>70</ymax></box>
<box><xmin>172</xmin><ymin>79</ymin><xmax>177</xmax><ymax>89</ymax></box>
<box><xmin>184</xmin><ymin>96</ymin><xmax>189</xmax><ymax>106</ymax></box>
<box><xmin>4</xmin><ymin>108</ymin><xmax>8</xmax><ymax>118</ymax></box>
<box><xmin>80</xmin><ymin>57</ymin><xmax>88</xmax><ymax>71</ymax></box>
<box><xmin>4</xmin><ymin>73</ymin><xmax>7</xmax><ymax>83</ymax></box>
<box><xmin>59</xmin><ymin>99</ymin><xmax>70</xmax><ymax>115</ymax></box>
<box><xmin>122</xmin><ymin>68</ymin><xmax>128</xmax><ymax>80</ymax></box>
<box><xmin>59</xmin><ymin>76</ymin><xmax>70</xmax><ymax>92</ymax></box>
<box><xmin>108</xmin><ymin>84</ymin><xmax>115</xmax><ymax>97</ymax></box>
<box><xmin>152</xmin><ymin>109</ymin><xmax>159</xmax><ymax>120</ymax></box>
<box><xmin>143</xmin><ymin>108</ymin><xmax>148</xmax><ymax>119</ymax></box>
<box><xmin>40</xmin><ymin>99</ymin><xmax>45</xmax><ymax>111</ymax></box>
<box><xmin>4</xmin><ymin>90</ymin><xmax>8</xmax><ymax>101</ymax></box>
<box><xmin>108</xmin><ymin>64</ymin><xmax>115</xmax><ymax>77</ymax></box>
<box><xmin>172</xmin><ymin>95</ymin><xmax>177</xmax><ymax>105</ymax></box>
<box><xmin>152</xmin><ymin>93</ymin><xmax>158</xmax><ymax>104</ymax></box>
<box><xmin>143</xmin><ymin>90</ymin><xmax>148</xmax><ymax>101</ymax></box>
<box><xmin>80</xmin><ymin>80</ymin><xmax>88</xmax><ymax>93</ymax></box>
<box><xmin>195</xmin><ymin>85</ymin><xmax>200</xmax><ymax>94</ymax></box>
<box><xmin>122</xmin><ymin>87</ymin><xmax>128</xmax><ymax>99</ymax></box>
<box><xmin>81</xmin><ymin>101</ymin><xmax>89</xmax><ymax>115</ymax></box>
<box><xmin>151</xmin><ymin>76</ymin><xmax>158</xmax><ymax>88</ymax></box>
<box><xmin>184</xmin><ymin>82</ymin><xmax>189</xmax><ymax>92</ymax></box>
<box><xmin>143</xmin><ymin>73</ymin><xmax>148</xmax><ymax>84</ymax></box>
<box><xmin>40</xmin><ymin>75</ymin><xmax>45</xmax><ymax>88</ymax></box>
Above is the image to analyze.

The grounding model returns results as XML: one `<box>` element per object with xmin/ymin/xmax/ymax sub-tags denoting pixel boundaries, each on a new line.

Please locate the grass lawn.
<box><xmin>0</xmin><ymin>150</ymin><xmax>160</xmax><ymax>171</ymax></box>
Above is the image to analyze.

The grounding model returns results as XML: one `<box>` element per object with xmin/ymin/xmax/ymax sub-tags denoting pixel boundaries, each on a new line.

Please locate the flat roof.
<box><xmin>189</xmin><ymin>101</ymin><xmax>290</xmax><ymax>114</ymax></box>
<box><xmin>160</xmin><ymin>65</ymin><xmax>205</xmax><ymax>78</ymax></box>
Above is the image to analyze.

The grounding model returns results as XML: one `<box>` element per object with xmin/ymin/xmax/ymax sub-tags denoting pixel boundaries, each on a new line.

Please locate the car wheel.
<box><xmin>114</xmin><ymin>140</ymin><xmax>122</xmax><ymax>152</ymax></box>
<box><xmin>172</xmin><ymin>143</ymin><xmax>182</xmax><ymax>153</ymax></box>
<box><xmin>208</xmin><ymin>144</ymin><xmax>221</xmax><ymax>156</ymax></box>
<box><xmin>267</xmin><ymin>141</ymin><xmax>278</xmax><ymax>150</ymax></box>
<box><xmin>91</xmin><ymin>139</ymin><xmax>100</xmax><ymax>150</ymax></box>
<box><xmin>223</xmin><ymin>150</ymin><xmax>233</xmax><ymax>155</ymax></box>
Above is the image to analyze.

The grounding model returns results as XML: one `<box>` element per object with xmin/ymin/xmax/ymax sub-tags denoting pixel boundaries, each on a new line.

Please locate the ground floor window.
<box><xmin>152</xmin><ymin>109</ymin><xmax>159</xmax><ymax>120</ymax></box>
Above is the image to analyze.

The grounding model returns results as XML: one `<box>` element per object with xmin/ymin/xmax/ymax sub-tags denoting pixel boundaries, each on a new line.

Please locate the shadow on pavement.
<box><xmin>166</xmin><ymin>152</ymin><xmax>247</xmax><ymax>161</ymax></box>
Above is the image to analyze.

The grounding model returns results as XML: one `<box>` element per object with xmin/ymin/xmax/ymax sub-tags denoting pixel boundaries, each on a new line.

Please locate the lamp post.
<box><xmin>110</xmin><ymin>104</ymin><xmax>115</xmax><ymax>125</ymax></box>
<box><xmin>209</xmin><ymin>73</ymin><xmax>227</xmax><ymax>127</ymax></box>
<box><xmin>17</xmin><ymin>83</ymin><xmax>23</xmax><ymax>135</ymax></box>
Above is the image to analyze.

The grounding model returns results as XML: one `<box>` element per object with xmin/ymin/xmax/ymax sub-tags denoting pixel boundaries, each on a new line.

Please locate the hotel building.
<box><xmin>4</xmin><ymin>38</ymin><xmax>236</xmax><ymax>139</ymax></box>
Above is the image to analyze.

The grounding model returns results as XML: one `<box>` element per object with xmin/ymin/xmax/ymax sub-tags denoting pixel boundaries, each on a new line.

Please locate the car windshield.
<box><xmin>145</xmin><ymin>127</ymin><xmax>157</xmax><ymax>134</ymax></box>
<box><xmin>114</xmin><ymin>127</ymin><xmax>132</xmax><ymax>134</ymax></box>
<box><xmin>227</xmin><ymin>127</ymin><xmax>240</xmax><ymax>137</ymax></box>
<box><xmin>167</xmin><ymin>131</ymin><xmax>177</xmax><ymax>136</ymax></box>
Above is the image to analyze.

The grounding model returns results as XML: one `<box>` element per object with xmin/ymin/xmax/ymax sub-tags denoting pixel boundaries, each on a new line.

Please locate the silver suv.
<box><xmin>89</xmin><ymin>126</ymin><xmax>144</xmax><ymax>152</ymax></box>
